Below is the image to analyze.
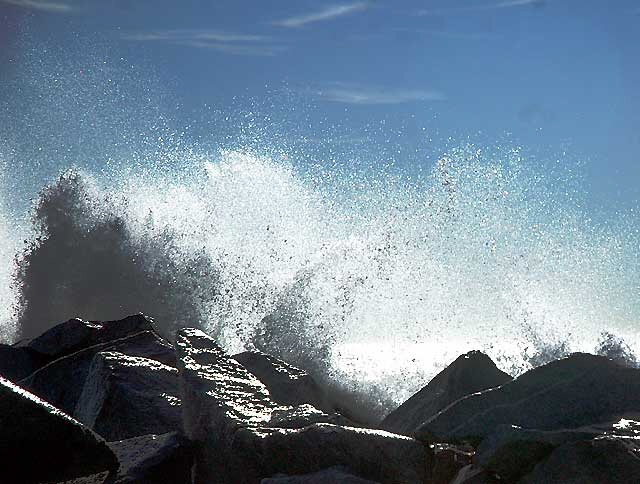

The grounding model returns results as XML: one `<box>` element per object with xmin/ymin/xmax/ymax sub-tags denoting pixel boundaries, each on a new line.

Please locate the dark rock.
<box><xmin>0</xmin><ymin>343</ymin><xmax>44</xmax><ymax>381</ymax></box>
<box><xmin>0</xmin><ymin>375</ymin><xmax>118</xmax><ymax>483</ymax></box>
<box><xmin>230</xmin><ymin>424</ymin><xmax>429</xmax><ymax>484</ymax></box>
<box><xmin>483</xmin><ymin>439</ymin><xmax>555</xmax><ymax>482</ymax></box>
<box><xmin>261</xmin><ymin>466</ymin><xmax>380</xmax><ymax>483</ymax></box>
<box><xmin>176</xmin><ymin>327</ymin><xmax>278</xmax><ymax>437</ymax></box>
<box><xmin>21</xmin><ymin>329</ymin><xmax>175</xmax><ymax>414</ymax></box>
<box><xmin>26</xmin><ymin>314</ymin><xmax>157</xmax><ymax>359</ymax></box>
<box><xmin>233</xmin><ymin>350</ymin><xmax>337</xmax><ymax>413</ymax></box>
<box><xmin>109</xmin><ymin>432</ymin><xmax>193</xmax><ymax>483</ymax></box>
<box><xmin>268</xmin><ymin>404</ymin><xmax>353</xmax><ymax>428</ymax></box>
<box><xmin>416</xmin><ymin>353</ymin><xmax>640</xmax><ymax>441</ymax></box>
<box><xmin>520</xmin><ymin>437</ymin><xmax>640</xmax><ymax>484</ymax></box>
<box><xmin>449</xmin><ymin>465</ymin><xmax>497</xmax><ymax>484</ymax></box>
<box><xmin>474</xmin><ymin>424</ymin><xmax>596</xmax><ymax>474</ymax></box>
<box><xmin>382</xmin><ymin>351</ymin><xmax>511</xmax><ymax>436</ymax></box>
<box><xmin>430</xmin><ymin>443</ymin><xmax>474</xmax><ymax>484</ymax></box>
<box><xmin>475</xmin><ymin>425</ymin><xmax>594</xmax><ymax>465</ymax></box>
<box><xmin>476</xmin><ymin>419</ymin><xmax>640</xmax><ymax>482</ymax></box>
<box><xmin>176</xmin><ymin>328</ymin><xmax>429</xmax><ymax>484</ymax></box>
<box><xmin>74</xmin><ymin>351</ymin><xmax>181</xmax><ymax>441</ymax></box>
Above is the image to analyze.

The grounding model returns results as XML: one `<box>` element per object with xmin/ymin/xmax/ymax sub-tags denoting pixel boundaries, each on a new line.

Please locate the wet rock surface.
<box><xmin>233</xmin><ymin>350</ymin><xmax>337</xmax><ymax>412</ymax></box>
<box><xmin>176</xmin><ymin>327</ymin><xmax>428</xmax><ymax>483</ymax></box>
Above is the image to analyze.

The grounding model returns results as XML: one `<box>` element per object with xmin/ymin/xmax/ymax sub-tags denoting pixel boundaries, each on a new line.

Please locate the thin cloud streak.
<box><xmin>418</xmin><ymin>0</ymin><xmax>545</xmax><ymax>16</ymax></box>
<box><xmin>122</xmin><ymin>29</ymin><xmax>282</xmax><ymax>56</ymax></box>
<box><xmin>273</xmin><ymin>2</ymin><xmax>369</xmax><ymax>28</ymax></box>
<box><xmin>314</xmin><ymin>84</ymin><xmax>446</xmax><ymax>105</ymax></box>
<box><xmin>122</xmin><ymin>30</ymin><xmax>268</xmax><ymax>43</ymax></box>
<box><xmin>170</xmin><ymin>41</ymin><xmax>285</xmax><ymax>56</ymax></box>
<box><xmin>1</xmin><ymin>0</ymin><xmax>74</xmax><ymax>12</ymax></box>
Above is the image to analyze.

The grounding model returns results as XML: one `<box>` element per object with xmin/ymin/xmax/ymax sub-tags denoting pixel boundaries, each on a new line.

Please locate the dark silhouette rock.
<box><xmin>233</xmin><ymin>350</ymin><xmax>337</xmax><ymax>413</ymax></box>
<box><xmin>176</xmin><ymin>328</ymin><xmax>428</xmax><ymax>484</ymax></box>
<box><xmin>382</xmin><ymin>351</ymin><xmax>511</xmax><ymax>436</ymax></box>
<box><xmin>0</xmin><ymin>375</ymin><xmax>118</xmax><ymax>483</ymax></box>
<box><xmin>0</xmin><ymin>343</ymin><xmax>43</xmax><ymax>381</ymax></box>
<box><xmin>261</xmin><ymin>466</ymin><xmax>381</xmax><ymax>483</ymax></box>
<box><xmin>109</xmin><ymin>432</ymin><xmax>193</xmax><ymax>483</ymax></box>
<box><xmin>520</xmin><ymin>437</ymin><xmax>640</xmax><ymax>483</ymax></box>
<box><xmin>26</xmin><ymin>314</ymin><xmax>157</xmax><ymax>359</ymax></box>
<box><xmin>21</xmin><ymin>329</ymin><xmax>175</xmax><ymax>414</ymax></box>
<box><xmin>74</xmin><ymin>351</ymin><xmax>181</xmax><ymax>441</ymax></box>
<box><xmin>416</xmin><ymin>353</ymin><xmax>640</xmax><ymax>440</ymax></box>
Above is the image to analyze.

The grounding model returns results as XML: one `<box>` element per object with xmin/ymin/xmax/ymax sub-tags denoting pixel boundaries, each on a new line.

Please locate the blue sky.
<box><xmin>1</xmin><ymin>0</ymin><xmax>639</xmax><ymax>210</ymax></box>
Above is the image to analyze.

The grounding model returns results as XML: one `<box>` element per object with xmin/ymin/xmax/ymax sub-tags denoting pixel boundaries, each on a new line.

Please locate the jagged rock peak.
<box><xmin>381</xmin><ymin>350</ymin><xmax>511</xmax><ymax>436</ymax></box>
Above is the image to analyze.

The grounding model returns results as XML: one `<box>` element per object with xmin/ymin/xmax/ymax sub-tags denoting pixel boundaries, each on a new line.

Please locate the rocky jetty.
<box><xmin>1</xmin><ymin>313</ymin><xmax>639</xmax><ymax>483</ymax></box>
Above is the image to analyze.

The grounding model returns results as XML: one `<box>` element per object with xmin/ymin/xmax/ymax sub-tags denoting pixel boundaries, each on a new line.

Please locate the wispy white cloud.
<box><xmin>273</xmin><ymin>2</ymin><xmax>369</xmax><ymax>28</ymax></box>
<box><xmin>122</xmin><ymin>30</ymin><xmax>268</xmax><ymax>43</ymax></box>
<box><xmin>122</xmin><ymin>29</ymin><xmax>283</xmax><ymax>56</ymax></box>
<box><xmin>418</xmin><ymin>0</ymin><xmax>545</xmax><ymax>16</ymax></box>
<box><xmin>1</xmin><ymin>0</ymin><xmax>74</xmax><ymax>13</ymax></box>
<box><xmin>313</xmin><ymin>83</ymin><xmax>446</xmax><ymax>105</ymax></box>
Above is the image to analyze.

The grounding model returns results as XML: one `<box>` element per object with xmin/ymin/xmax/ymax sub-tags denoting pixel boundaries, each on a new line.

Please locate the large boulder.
<box><xmin>176</xmin><ymin>328</ymin><xmax>429</xmax><ymax>484</ymax></box>
<box><xmin>21</xmin><ymin>329</ymin><xmax>175</xmax><ymax>414</ymax></box>
<box><xmin>520</xmin><ymin>437</ymin><xmax>640</xmax><ymax>483</ymax></box>
<box><xmin>416</xmin><ymin>353</ymin><xmax>640</xmax><ymax>441</ymax></box>
<box><xmin>0</xmin><ymin>375</ymin><xmax>118</xmax><ymax>483</ymax></box>
<box><xmin>230</xmin><ymin>424</ymin><xmax>428</xmax><ymax>484</ymax></box>
<box><xmin>25</xmin><ymin>314</ymin><xmax>157</xmax><ymax>359</ymax></box>
<box><xmin>381</xmin><ymin>351</ymin><xmax>511</xmax><ymax>436</ymax></box>
<box><xmin>109</xmin><ymin>432</ymin><xmax>193</xmax><ymax>483</ymax></box>
<box><xmin>74</xmin><ymin>351</ymin><xmax>182</xmax><ymax>441</ymax></box>
<box><xmin>233</xmin><ymin>350</ymin><xmax>337</xmax><ymax>413</ymax></box>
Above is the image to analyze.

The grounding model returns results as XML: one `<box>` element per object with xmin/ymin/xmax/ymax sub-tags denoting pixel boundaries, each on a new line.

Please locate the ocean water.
<box><xmin>1</xmin><ymin>39</ymin><xmax>638</xmax><ymax>413</ymax></box>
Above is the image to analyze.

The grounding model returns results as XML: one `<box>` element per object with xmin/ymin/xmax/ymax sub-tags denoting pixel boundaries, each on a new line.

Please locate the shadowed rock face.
<box><xmin>74</xmin><ymin>351</ymin><xmax>182</xmax><ymax>441</ymax></box>
<box><xmin>381</xmin><ymin>351</ymin><xmax>512</xmax><ymax>436</ymax></box>
<box><xmin>230</xmin><ymin>424</ymin><xmax>429</xmax><ymax>484</ymax></box>
<box><xmin>416</xmin><ymin>353</ymin><xmax>640</xmax><ymax>441</ymax></box>
<box><xmin>261</xmin><ymin>466</ymin><xmax>380</xmax><ymax>483</ymax></box>
<box><xmin>21</xmin><ymin>329</ymin><xmax>175</xmax><ymax>414</ymax></box>
<box><xmin>0</xmin><ymin>344</ymin><xmax>43</xmax><ymax>381</ymax></box>
<box><xmin>176</xmin><ymin>328</ymin><xmax>429</xmax><ymax>484</ymax></box>
<box><xmin>0</xmin><ymin>375</ymin><xmax>118</xmax><ymax>483</ymax></box>
<box><xmin>520</xmin><ymin>437</ymin><xmax>640</xmax><ymax>484</ymax></box>
<box><xmin>26</xmin><ymin>314</ymin><xmax>156</xmax><ymax>359</ymax></box>
<box><xmin>108</xmin><ymin>432</ymin><xmax>193</xmax><ymax>483</ymax></box>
